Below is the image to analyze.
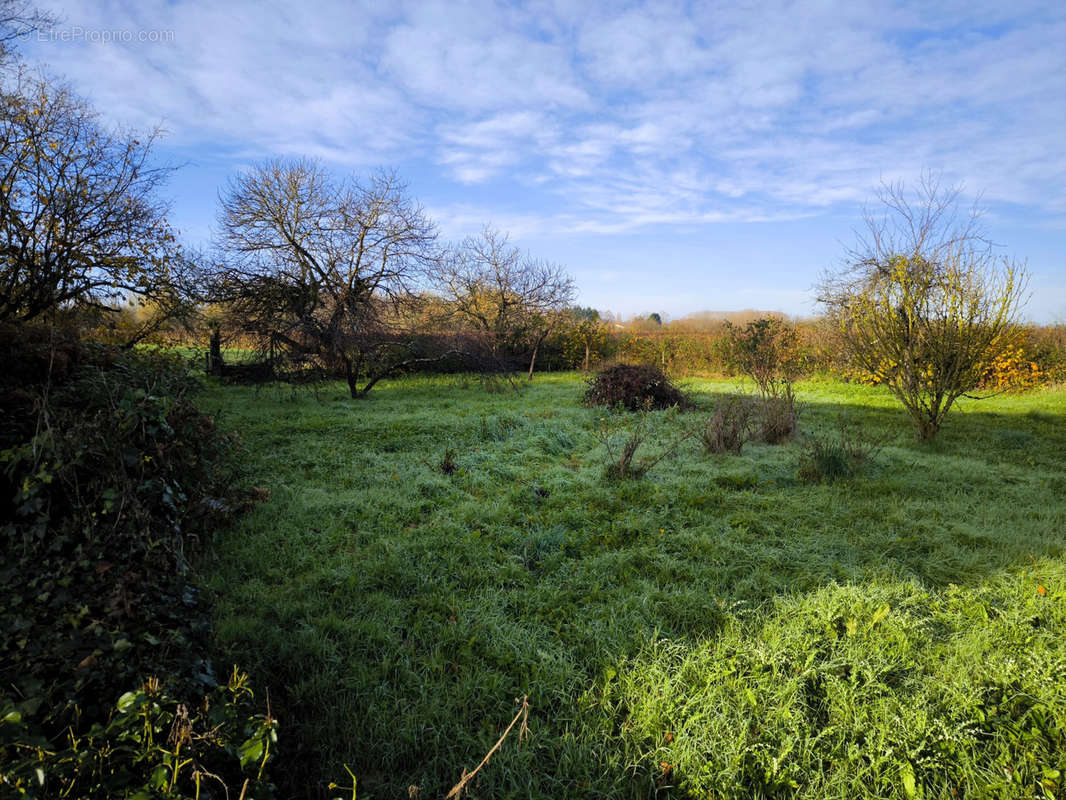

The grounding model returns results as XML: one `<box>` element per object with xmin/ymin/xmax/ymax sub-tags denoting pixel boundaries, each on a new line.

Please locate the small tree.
<box><xmin>721</xmin><ymin>316</ymin><xmax>802</xmax><ymax>398</ymax></box>
<box><xmin>214</xmin><ymin>159</ymin><xmax>450</xmax><ymax>397</ymax></box>
<box><xmin>722</xmin><ymin>316</ymin><xmax>803</xmax><ymax>441</ymax></box>
<box><xmin>437</xmin><ymin>226</ymin><xmax>574</xmax><ymax>379</ymax></box>
<box><xmin>0</xmin><ymin>71</ymin><xmax>180</xmax><ymax>324</ymax></box>
<box><xmin>560</xmin><ymin>306</ymin><xmax>610</xmax><ymax>371</ymax></box>
<box><xmin>818</xmin><ymin>176</ymin><xmax>1028</xmax><ymax>440</ymax></box>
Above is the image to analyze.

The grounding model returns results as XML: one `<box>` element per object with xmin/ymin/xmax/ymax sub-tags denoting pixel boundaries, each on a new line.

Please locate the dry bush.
<box><xmin>701</xmin><ymin>394</ymin><xmax>758</xmax><ymax>454</ymax></box>
<box><xmin>760</xmin><ymin>390</ymin><xmax>799</xmax><ymax>443</ymax></box>
<box><xmin>583</xmin><ymin>363</ymin><xmax>692</xmax><ymax>411</ymax></box>
<box><xmin>595</xmin><ymin>409</ymin><xmax>696</xmax><ymax>480</ymax></box>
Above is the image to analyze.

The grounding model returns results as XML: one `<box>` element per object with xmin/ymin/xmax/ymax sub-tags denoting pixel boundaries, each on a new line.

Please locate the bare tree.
<box><xmin>0</xmin><ymin>0</ymin><xmax>55</xmax><ymax>60</ymax></box>
<box><xmin>818</xmin><ymin>175</ymin><xmax>1028</xmax><ymax>440</ymax></box>
<box><xmin>437</xmin><ymin>226</ymin><xmax>575</xmax><ymax>379</ymax></box>
<box><xmin>214</xmin><ymin>158</ymin><xmax>450</xmax><ymax>397</ymax></box>
<box><xmin>0</xmin><ymin>70</ymin><xmax>179</xmax><ymax>324</ymax></box>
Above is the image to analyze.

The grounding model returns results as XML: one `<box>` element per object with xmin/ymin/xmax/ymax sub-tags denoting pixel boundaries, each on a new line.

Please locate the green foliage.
<box><xmin>713</xmin><ymin>470</ymin><xmax>760</xmax><ymax>490</ymax></box>
<box><xmin>555</xmin><ymin>307</ymin><xmax>613</xmax><ymax>371</ymax></box>
<box><xmin>0</xmin><ymin>335</ymin><xmax>274</xmax><ymax>798</ymax></box>
<box><xmin>608</xmin><ymin>579</ymin><xmax>1066</xmax><ymax>799</ymax></box>
<box><xmin>721</xmin><ymin>317</ymin><xmax>804</xmax><ymax>399</ymax></box>
<box><xmin>0</xmin><ymin>669</ymin><xmax>278</xmax><ymax>799</ymax></box>
<box><xmin>200</xmin><ymin>374</ymin><xmax>1066</xmax><ymax>798</ymax></box>
<box><xmin>582</xmin><ymin>363</ymin><xmax>692</xmax><ymax>411</ymax></box>
<box><xmin>1026</xmin><ymin>324</ymin><xmax>1066</xmax><ymax>385</ymax></box>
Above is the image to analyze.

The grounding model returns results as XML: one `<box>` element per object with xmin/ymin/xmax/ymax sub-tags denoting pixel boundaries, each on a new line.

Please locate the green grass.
<box><xmin>200</xmin><ymin>374</ymin><xmax>1066</xmax><ymax>799</ymax></box>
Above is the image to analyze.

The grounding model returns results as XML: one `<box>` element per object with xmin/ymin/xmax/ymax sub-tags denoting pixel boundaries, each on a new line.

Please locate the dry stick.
<box><xmin>444</xmin><ymin>696</ymin><xmax>530</xmax><ymax>800</ymax></box>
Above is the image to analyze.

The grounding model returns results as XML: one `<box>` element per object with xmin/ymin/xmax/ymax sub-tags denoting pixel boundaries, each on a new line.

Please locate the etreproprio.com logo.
<box><xmin>26</xmin><ymin>27</ymin><xmax>176</xmax><ymax>44</ymax></box>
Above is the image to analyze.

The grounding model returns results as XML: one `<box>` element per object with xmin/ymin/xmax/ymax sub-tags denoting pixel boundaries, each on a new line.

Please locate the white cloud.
<box><xmin>379</xmin><ymin>0</ymin><xmax>587</xmax><ymax>112</ymax></box>
<box><xmin>20</xmin><ymin>0</ymin><xmax>1066</xmax><ymax>255</ymax></box>
<box><xmin>28</xmin><ymin>0</ymin><xmax>418</xmax><ymax>160</ymax></box>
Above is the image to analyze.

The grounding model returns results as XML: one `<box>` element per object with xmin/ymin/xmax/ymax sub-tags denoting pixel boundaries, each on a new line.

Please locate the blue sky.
<box><xmin>21</xmin><ymin>0</ymin><xmax>1066</xmax><ymax>322</ymax></box>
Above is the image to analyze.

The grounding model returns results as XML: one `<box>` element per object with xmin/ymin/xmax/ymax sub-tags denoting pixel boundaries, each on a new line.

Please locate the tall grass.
<box><xmin>201</xmin><ymin>374</ymin><xmax>1066</xmax><ymax>798</ymax></box>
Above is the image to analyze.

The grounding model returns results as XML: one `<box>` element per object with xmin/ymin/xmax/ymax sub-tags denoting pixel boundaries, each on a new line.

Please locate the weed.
<box><xmin>595</xmin><ymin>408</ymin><xmax>696</xmax><ymax>479</ymax></box>
<box><xmin>798</xmin><ymin>417</ymin><xmax>879</xmax><ymax>483</ymax></box>
<box><xmin>479</xmin><ymin>372</ymin><xmax>520</xmax><ymax>394</ymax></box>
<box><xmin>702</xmin><ymin>393</ymin><xmax>758</xmax><ymax>454</ymax></box>
<box><xmin>714</xmin><ymin>471</ymin><xmax>760</xmax><ymax>490</ymax></box>
<box><xmin>439</xmin><ymin>448</ymin><xmax>459</xmax><ymax>474</ymax></box>
<box><xmin>760</xmin><ymin>388</ymin><xmax>799</xmax><ymax>443</ymax></box>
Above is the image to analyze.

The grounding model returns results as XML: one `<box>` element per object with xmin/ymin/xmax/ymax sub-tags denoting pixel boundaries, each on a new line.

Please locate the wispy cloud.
<box><xmin>30</xmin><ymin>0</ymin><xmax>1066</xmax><ymax>226</ymax></box>
<box><xmin>22</xmin><ymin>0</ymin><xmax>1066</xmax><ymax>317</ymax></box>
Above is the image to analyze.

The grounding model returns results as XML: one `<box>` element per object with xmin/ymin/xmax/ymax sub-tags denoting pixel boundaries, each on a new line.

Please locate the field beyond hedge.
<box><xmin>201</xmin><ymin>374</ymin><xmax>1066</xmax><ymax>799</ymax></box>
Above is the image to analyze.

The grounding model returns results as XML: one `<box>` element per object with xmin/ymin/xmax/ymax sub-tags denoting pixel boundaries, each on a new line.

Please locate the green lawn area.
<box><xmin>200</xmin><ymin>374</ymin><xmax>1066</xmax><ymax>799</ymax></box>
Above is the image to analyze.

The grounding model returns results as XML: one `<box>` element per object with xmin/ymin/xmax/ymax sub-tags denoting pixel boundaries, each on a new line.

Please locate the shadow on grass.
<box><xmin>201</xmin><ymin>379</ymin><xmax>1066</xmax><ymax>798</ymax></box>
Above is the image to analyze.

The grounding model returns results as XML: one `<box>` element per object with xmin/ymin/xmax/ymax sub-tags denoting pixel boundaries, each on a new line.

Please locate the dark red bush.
<box><xmin>582</xmin><ymin>363</ymin><xmax>692</xmax><ymax>411</ymax></box>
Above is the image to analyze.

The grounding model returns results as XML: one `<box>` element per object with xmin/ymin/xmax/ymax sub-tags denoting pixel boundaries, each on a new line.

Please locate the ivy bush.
<box><xmin>0</xmin><ymin>326</ymin><xmax>276</xmax><ymax>798</ymax></box>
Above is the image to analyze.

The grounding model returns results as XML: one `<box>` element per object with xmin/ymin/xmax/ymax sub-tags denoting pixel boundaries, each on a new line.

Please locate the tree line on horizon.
<box><xmin>1</xmin><ymin>35</ymin><xmax>1063</xmax><ymax>409</ymax></box>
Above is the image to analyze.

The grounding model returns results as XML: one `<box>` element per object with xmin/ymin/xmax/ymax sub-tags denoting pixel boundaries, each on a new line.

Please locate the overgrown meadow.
<box><xmin>200</xmin><ymin>374</ymin><xmax>1066</xmax><ymax>799</ymax></box>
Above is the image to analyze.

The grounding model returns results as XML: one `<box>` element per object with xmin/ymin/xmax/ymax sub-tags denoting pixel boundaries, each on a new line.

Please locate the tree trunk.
<box><xmin>583</xmin><ymin>340</ymin><xmax>590</xmax><ymax>372</ymax></box>
<box><xmin>527</xmin><ymin>341</ymin><xmax>540</xmax><ymax>381</ymax></box>
<box><xmin>912</xmin><ymin>410</ymin><xmax>938</xmax><ymax>441</ymax></box>
<box><xmin>344</xmin><ymin>356</ymin><xmax>359</xmax><ymax>398</ymax></box>
<box><xmin>355</xmin><ymin>349</ymin><xmax>469</xmax><ymax>398</ymax></box>
<box><xmin>208</xmin><ymin>328</ymin><xmax>224</xmax><ymax>376</ymax></box>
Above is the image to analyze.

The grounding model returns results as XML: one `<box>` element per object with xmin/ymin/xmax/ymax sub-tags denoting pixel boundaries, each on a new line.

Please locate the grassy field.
<box><xmin>200</xmin><ymin>374</ymin><xmax>1066</xmax><ymax>799</ymax></box>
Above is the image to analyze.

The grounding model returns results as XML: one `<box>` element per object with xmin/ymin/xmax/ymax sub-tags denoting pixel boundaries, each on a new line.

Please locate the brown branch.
<box><xmin>444</xmin><ymin>696</ymin><xmax>529</xmax><ymax>800</ymax></box>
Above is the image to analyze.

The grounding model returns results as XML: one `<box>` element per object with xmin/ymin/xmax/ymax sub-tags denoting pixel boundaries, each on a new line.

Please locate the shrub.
<box><xmin>701</xmin><ymin>394</ymin><xmax>758</xmax><ymax>454</ymax></box>
<box><xmin>797</xmin><ymin>419</ymin><xmax>879</xmax><ymax>484</ymax></box>
<box><xmin>721</xmin><ymin>317</ymin><xmax>804</xmax><ymax>398</ymax></box>
<box><xmin>0</xmin><ymin>331</ymin><xmax>274</xmax><ymax>798</ymax></box>
<box><xmin>978</xmin><ymin>334</ymin><xmax>1043</xmax><ymax>391</ymax></box>
<box><xmin>0</xmin><ymin>670</ymin><xmax>278</xmax><ymax>799</ymax></box>
<box><xmin>583</xmin><ymin>363</ymin><xmax>692</xmax><ymax>411</ymax></box>
<box><xmin>595</xmin><ymin>409</ymin><xmax>696</xmax><ymax>480</ymax></box>
<box><xmin>818</xmin><ymin>178</ymin><xmax>1028</xmax><ymax>441</ymax></box>
<box><xmin>760</xmin><ymin>390</ymin><xmax>799</xmax><ymax>443</ymax></box>
<box><xmin>1027</xmin><ymin>324</ymin><xmax>1066</xmax><ymax>384</ymax></box>
<box><xmin>720</xmin><ymin>318</ymin><xmax>802</xmax><ymax>441</ymax></box>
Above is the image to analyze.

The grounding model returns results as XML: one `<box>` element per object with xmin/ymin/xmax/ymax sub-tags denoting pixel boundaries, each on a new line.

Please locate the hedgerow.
<box><xmin>0</xmin><ymin>326</ymin><xmax>277</xmax><ymax>798</ymax></box>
